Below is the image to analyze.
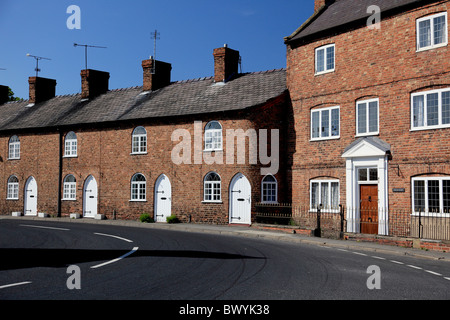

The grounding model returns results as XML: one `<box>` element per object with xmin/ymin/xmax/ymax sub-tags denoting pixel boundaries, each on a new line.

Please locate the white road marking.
<box><xmin>0</xmin><ymin>281</ymin><xmax>32</xmax><ymax>290</ymax></box>
<box><xmin>20</xmin><ymin>224</ymin><xmax>70</xmax><ymax>231</ymax></box>
<box><xmin>425</xmin><ymin>270</ymin><xmax>443</xmax><ymax>276</ymax></box>
<box><xmin>352</xmin><ymin>251</ymin><xmax>367</xmax><ymax>256</ymax></box>
<box><xmin>90</xmin><ymin>247</ymin><xmax>139</xmax><ymax>269</ymax></box>
<box><xmin>407</xmin><ymin>265</ymin><xmax>422</xmax><ymax>270</ymax></box>
<box><xmin>390</xmin><ymin>260</ymin><xmax>404</xmax><ymax>265</ymax></box>
<box><xmin>372</xmin><ymin>256</ymin><xmax>386</xmax><ymax>260</ymax></box>
<box><xmin>94</xmin><ymin>232</ymin><xmax>133</xmax><ymax>243</ymax></box>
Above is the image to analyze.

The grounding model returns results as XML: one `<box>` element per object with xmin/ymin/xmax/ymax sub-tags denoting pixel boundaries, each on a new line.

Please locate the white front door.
<box><xmin>24</xmin><ymin>177</ymin><xmax>38</xmax><ymax>216</ymax></box>
<box><xmin>154</xmin><ymin>174</ymin><xmax>172</xmax><ymax>223</ymax></box>
<box><xmin>83</xmin><ymin>175</ymin><xmax>98</xmax><ymax>218</ymax></box>
<box><xmin>229</xmin><ymin>173</ymin><xmax>251</xmax><ymax>225</ymax></box>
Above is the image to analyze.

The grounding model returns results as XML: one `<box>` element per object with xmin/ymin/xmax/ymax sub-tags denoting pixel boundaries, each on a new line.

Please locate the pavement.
<box><xmin>2</xmin><ymin>215</ymin><xmax>450</xmax><ymax>262</ymax></box>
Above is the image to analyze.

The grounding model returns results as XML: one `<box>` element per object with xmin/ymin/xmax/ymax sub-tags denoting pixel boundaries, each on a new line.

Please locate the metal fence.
<box><xmin>254</xmin><ymin>203</ymin><xmax>450</xmax><ymax>241</ymax></box>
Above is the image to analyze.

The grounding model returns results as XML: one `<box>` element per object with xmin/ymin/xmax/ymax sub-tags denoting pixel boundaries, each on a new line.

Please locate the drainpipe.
<box><xmin>57</xmin><ymin>128</ymin><xmax>63</xmax><ymax>217</ymax></box>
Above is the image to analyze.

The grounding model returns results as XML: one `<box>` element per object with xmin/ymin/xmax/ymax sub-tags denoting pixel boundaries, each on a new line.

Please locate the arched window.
<box><xmin>204</xmin><ymin>121</ymin><xmax>222</xmax><ymax>151</ymax></box>
<box><xmin>132</xmin><ymin>127</ymin><xmax>147</xmax><ymax>154</ymax></box>
<box><xmin>262</xmin><ymin>174</ymin><xmax>277</xmax><ymax>203</ymax></box>
<box><xmin>64</xmin><ymin>132</ymin><xmax>78</xmax><ymax>157</ymax></box>
<box><xmin>8</xmin><ymin>136</ymin><xmax>20</xmax><ymax>160</ymax></box>
<box><xmin>131</xmin><ymin>173</ymin><xmax>146</xmax><ymax>201</ymax></box>
<box><xmin>7</xmin><ymin>175</ymin><xmax>19</xmax><ymax>200</ymax></box>
<box><xmin>204</xmin><ymin>172</ymin><xmax>221</xmax><ymax>202</ymax></box>
<box><xmin>63</xmin><ymin>175</ymin><xmax>77</xmax><ymax>200</ymax></box>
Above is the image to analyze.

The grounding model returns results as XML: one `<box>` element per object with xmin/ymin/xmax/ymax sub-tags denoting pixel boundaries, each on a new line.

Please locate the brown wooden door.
<box><xmin>360</xmin><ymin>185</ymin><xmax>378</xmax><ymax>234</ymax></box>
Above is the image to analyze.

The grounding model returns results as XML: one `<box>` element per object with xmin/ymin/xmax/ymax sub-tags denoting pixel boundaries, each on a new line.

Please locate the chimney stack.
<box><xmin>213</xmin><ymin>45</ymin><xmax>240</xmax><ymax>83</ymax></box>
<box><xmin>28</xmin><ymin>77</ymin><xmax>57</xmax><ymax>104</ymax></box>
<box><xmin>315</xmin><ymin>0</ymin><xmax>332</xmax><ymax>12</ymax></box>
<box><xmin>142</xmin><ymin>58</ymin><xmax>172</xmax><ymax>91</ymax></box>
<box><xmin>0</xmin><ymin>85</ymin><xmax>9</xmax><ymax>105</ymax></box>
<box><xmin>80</xmin><ymin>69</ymin><xmax>110</xmax><ymax>100</ymax></box>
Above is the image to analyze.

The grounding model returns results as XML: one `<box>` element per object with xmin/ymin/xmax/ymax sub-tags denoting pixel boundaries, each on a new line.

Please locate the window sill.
<box><xmin>416</xmin><ymin>43</ymin><xmax>448</xmax><ymax>53</ymax></box>
<box><xmin>310</xmin><ymin>136</ymin><xmax>340</xmax><ymax>142</ymax></box>
<box><xmin>62</xmin><ymin>198</ymin><xmax>77</xmax><ymax>201</ymax></box>
<box><xmin>355</xmin><ymin>132</ymin><xmax>379</xmax><ymax>138</ymax></box>
<box><xmin>130</xmin><ymin>152</ymin><xmax>148</xmax><ymax>156</ymax></box>
<box><xmin>203</xmin><ymin>149</ymin><xmax>223</xmax><ymax>153</ymax></box>
<box><xmin>315</xmin><ymin>69</ymin><xmax>335</xmax><ymax>76</ymax></box>
<box><xmin>63</xmin><ymin>155</ymin><xmax>78</xmax><ymax>159</ymax></box>
<box><xmin>202</xmin><ymin>200</ymin><xmax>223</xmax><ymax>204</ymax></box>
<box><xmin>410</xmin><ymin>124</ymin><xmax>450</xmax><ymax>132</ymax></box>
<box><xmin>8</xmin><ymin>158</ymin><xmax>20</xmax><ymax>161</ymax></box>
<box><xmin>129</xmin><ymin>199</ymin><xmax>147</xmax><ymax>202</ymax></box>
<box><xmin>6</xmin><ymin>198</ymin><xmax>19</xmax><ymax>201</ymax></box>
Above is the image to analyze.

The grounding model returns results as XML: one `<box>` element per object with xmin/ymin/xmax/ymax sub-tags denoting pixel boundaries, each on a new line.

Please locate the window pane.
<box><xmin>358</xmin><ymin>168</ymin><xmax>368</xmax><ymax>181</ymax></box>
<box><xmin>311</xmin><ymin>182</ymin><xmax>319</xmax><ymax>208</ymax></box>
<box><xmin>414</xmin><ymin>180</ymin><xmax>425</xmax><ymax>212</ymax></box>
<box><xmin>428</xmin><ymin>180</ymin><xmax>440</xmax><ymax>212</ymax></box>
<box><xmin>442</xmin><ymin>91</ymin><xmax>450</xmax><ymax>125</ymax></box>
<box><xmin>311</xmin><ymin>111</ymin><xmax>320</xmax><ymax>138</ymax></box>
<box><xmin>427</xmin><ymin>93</ymin><xmax>439</xmax><ymax>126</ymax></box>
<box><xmin>368</xmin><ymin>101</ymin><xmax>378</xmax><ymax>132</ymax></box>
<box><xmin>444</xmin><ymin>180</ymin><xmax>450</xmax><ymax>213</ymax></box>
<box><xmin>331</xmin><ymin>108</ymin><xmax>340</xmax><ymax>136</ymax></box>
<box><xmin>321</xmin><ymin>182</ymin><xmax>329</xmax><ymax>208</ymax></box>
<box><xmin>419</xmin><ymin>19</ymin><xmax>431</xmax><ymax>48</ymax></box>
<box><xmin>357</xmin><ymin>103</ymin><xmax>367</xmax><ymax>134</ymax></box>
<box><xmin>331</xmin><ymin>182</ymin><xmax>339</xmax><ymax>209</ymax></box>
<box><xmin>369</xmin><ymin>168</ymin><xmax>378</xmax><ymax>181</ymax></box>
<box><xmin>326</xmin><ymin>46</ymin><xmax>335</xmax><ymax>70</ymax></box>
<box><xmin>434</xmin><ymin>15</ymin><xmax>446</xmax><ymax>45</ymax></box>
<box><xmin>316</xmin><ymin>49</ymin><xmax>325</xmax><ymax>73</ymax></box>
<box><xmin>413</xmin><ymin>95</ymin><xmax>425</xmax><ymax>127</ymax></box>
<box><xmin>321</xmin><ymin>109</ymin><xmax>329</xmax><ymax>137</ymax></box>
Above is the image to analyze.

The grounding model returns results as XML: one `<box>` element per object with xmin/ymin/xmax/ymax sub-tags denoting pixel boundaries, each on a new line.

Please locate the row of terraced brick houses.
<box><xmin>1</xmin><ymin>0</ymin><xmax>450</xmax><ymax>241</ymax></box>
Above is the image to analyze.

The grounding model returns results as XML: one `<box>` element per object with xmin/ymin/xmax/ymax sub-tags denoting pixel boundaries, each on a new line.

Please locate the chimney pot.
<box><xmin>28</xmin><ymin>77</ymin><xmax>57</xmax><ymax>104</ymax></box>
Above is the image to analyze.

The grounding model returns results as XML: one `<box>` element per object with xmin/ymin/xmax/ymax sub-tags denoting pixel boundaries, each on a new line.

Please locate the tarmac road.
<box><xmin>0</xmin><ymin>216</ymin><xmax>449</xmax><ymax>303</ymax></box>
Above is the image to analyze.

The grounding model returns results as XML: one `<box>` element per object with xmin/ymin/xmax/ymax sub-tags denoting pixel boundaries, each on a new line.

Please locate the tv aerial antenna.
<box><xmin>26</xmin><ymin>54</ymin><xmax>51</xmax><ymax>77</ymax></box>
<box><xmin>74</xmin><ymin>43</ymin><xmax>107</xmax><ymax>70</ymax></box>
<box><xmin>150</xmin><ymin>30</ymin><xmax>160</xmax><ymax>74</ymax></box>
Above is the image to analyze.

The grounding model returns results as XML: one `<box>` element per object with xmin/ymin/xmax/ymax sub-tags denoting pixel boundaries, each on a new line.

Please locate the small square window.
<box><xmin>315</xmin><ymin>44</ymin><xmax>335</xmax><ymax>75</ymax></box>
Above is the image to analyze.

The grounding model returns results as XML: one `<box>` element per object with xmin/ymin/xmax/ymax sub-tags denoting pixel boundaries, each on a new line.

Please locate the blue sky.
<box><xmin>0</xmin><ymin>1</ymin><xmax>312</xmax><ymax>99</ymax></box>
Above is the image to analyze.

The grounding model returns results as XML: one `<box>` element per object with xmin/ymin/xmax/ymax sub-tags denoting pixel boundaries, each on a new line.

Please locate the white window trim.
<box><xmin>356</xmin><ymin>98</ymin><xmax>380</xmax><ymax>137</ymax></box>
<box><xmin>310</xmin><ymin>179</ymin><xmax>340</xmax><ymax>212</ymax></box>
<box><xmin>416</xmin><ymin>12</ymin><xmax>448</xmax><ymax>52</ymax></box>
<box><xmin>62</xmin><ymin>175</ymin><xmax>77</xmax><ymax>201</ymax></box>
<box><xmin>261</xmin><ymin>174</ymin><xmax>278</xmax><ymax>204</ymax></box>
<box><xmin>310</xmin><ymin>105</ymin><xmax>340</xmax><ymax>141</ymax></box>
<box><xmin>64</xmin><ymin>132</ymin><xmax>78</xmax><ymax>158</ymax></box>
<box><xmin>7</xmin><ymin>176</ymin><xmax>19</xmax><ymax>200</ymax></box>
<box><xmin>203</xmin><ymin>172</ymin><xmax>222</xmax><ymax>203</ymax></box>
<box><xmin>131</xmin><ymin>127</ymin><xmax>148</xmax><ymax>155</ymax></box>
<box><xmin>412</xmin><ymin>177</ymin><xmax>450</xmax><ymax>217</ymax></box>
<box><xmin>315</xmin><ymin>44</ymin><xmax>335</xmax><ymax>75</ymax></box>
<box><xmin>130</xmin><ymin>173</ymin><xmax>147</xmax><ymax>202</ymax></box>
<box><xmin>8</xmin><ymin>136</ymin><xmax>20</xmax><ymax>160</ymax></box>
<box><xmin>410</xmin><ymin>88</ymin><xmax>450</xmax><ymax>131</ymax></box>
<box><xmin>204</xmin><ymin>121</ymin><xmax>223</xmax><ymax>152</ymax></box>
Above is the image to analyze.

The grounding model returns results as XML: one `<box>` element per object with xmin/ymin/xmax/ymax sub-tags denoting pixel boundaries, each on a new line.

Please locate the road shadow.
<box><xmin>0</xmin><ymin>248</ymin><xmax>266</xmax><ymax>271</ymax></box>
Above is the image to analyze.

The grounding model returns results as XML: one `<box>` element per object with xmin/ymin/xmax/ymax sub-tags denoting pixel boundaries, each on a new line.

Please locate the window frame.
<box><xmin>261</xmin><ymin>174</ymin><xmax>278</xmax><ymax>204</ymax></box>
<box><xmin>130</xmin><ymin>173</ymin><xmax>147</xmax><ymax>202</ymax></box>
<box><xmin>416</xmin><ymin>12</ymin><xmax>448</xmax><ymax>52</ymax></box>
<box><xmin>310</xmin><ymin>105</ymin><xmax>340</xmax><ymax>141</ymax></box>
<box><xmin>8</xmin><ymin>136</ymin><xmax>20</xmax><ymax>160</ymax></box>
<box><xmin>204</xmin><ymin>121</ymin><xmax>223</xmax><ymax>152</ymax></box>
<box><xmin>356</xmin><ymin>98</ymin><xmax>379</xmax><ymax>137</ymax></box>
<box><xmin>315</xmin><ymin>44</ymin><xmax>335</xmax><ymax>75</ymax></box>
<box><xmin>203</xmin><ymin>172</ymin><xmax>222</xmax><ymax>203</ymax></box>
<box><xmin>411</xmin><ymin>88</ymin><xmax>450</xmax><ymax>131</ymax></box>
<box><xmin>7</xmin><ymin>175</ymin><xmax>19</xmax><ymax>200</ymax></box>
<box><xmin>412</xmin><ymin>177</ymin><xmax>450</xmax><ymax>216</ymax></box>
<box><xmin>64</xmin><ymin>132</ymin><xmax>78</xmax><ymax>158</ymax></box>
<box><xmin>131</xmin><ymin>127</ymin><xmax>148</xmax><ymax>155</ymax></box>
<box><xmin>310</xmin><ymin>179</ymin><xmax>340</xmax><ymax>212</ymax></box>
<box><xmin>62</xmin><ymin>174</ymin><xmax>77</xmax><ymax>200</ymax></box>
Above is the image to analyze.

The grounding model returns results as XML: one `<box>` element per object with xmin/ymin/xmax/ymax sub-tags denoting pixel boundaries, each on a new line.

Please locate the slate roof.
<box><xmin>0</xmin><ymin>69</ymin><xmax>286</xmax><ymax>132</ymax></box>
<box><xmin>286</xmin><ymin>0</ymin><xmax>440</xmax><ymax>43</ymax></box>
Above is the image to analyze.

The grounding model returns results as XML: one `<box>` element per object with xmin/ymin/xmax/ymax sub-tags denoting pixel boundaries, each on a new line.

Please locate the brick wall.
<box><xmin>286</xmin><ymin>2</ymin><xmax>450</xmax><ymax>234</ymax></box>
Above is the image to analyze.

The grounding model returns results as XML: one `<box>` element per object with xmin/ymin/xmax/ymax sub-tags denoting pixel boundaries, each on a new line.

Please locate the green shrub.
<box><xmin>166</xmin><ymin>215</ymin><xmax>180</xmax><ymax>224</ymax></box>
<box><xmin>139</xmin><ymin>213</ymin><xmax>154</xmax><ymax>223</ymax></box>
